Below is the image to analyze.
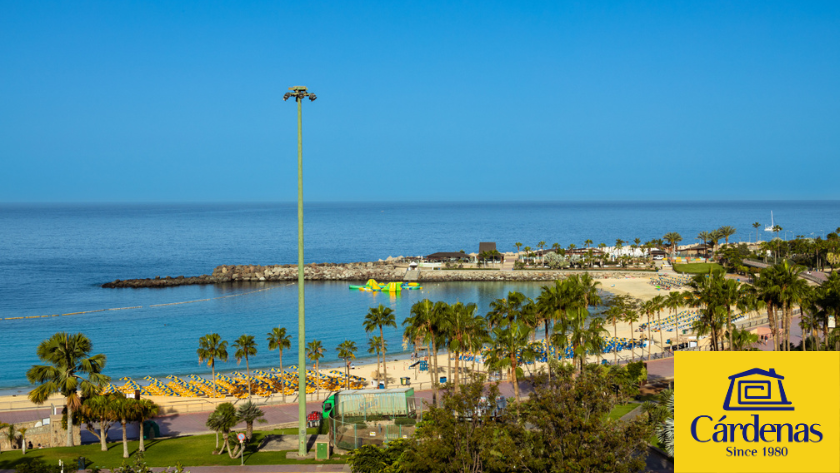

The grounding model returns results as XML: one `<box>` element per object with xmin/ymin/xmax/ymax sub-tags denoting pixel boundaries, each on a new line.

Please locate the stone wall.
<box><xmin>0</xmin><ymin>415</ymin><xmax>75</xmax><ymax>451</ymax></box>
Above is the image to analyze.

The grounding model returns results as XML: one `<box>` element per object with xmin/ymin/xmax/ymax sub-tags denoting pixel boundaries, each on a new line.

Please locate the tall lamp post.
<box><xmin>284</xmin><ymin>85</ymin><xmax>317</xmax><ymax>457</ymax></box>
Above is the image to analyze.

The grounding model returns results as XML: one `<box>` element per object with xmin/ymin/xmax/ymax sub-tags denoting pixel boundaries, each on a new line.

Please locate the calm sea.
<box><xmin>0</xmin><ymin>201</ymin><xmax>837</xmax><ymax>390</ymax></box>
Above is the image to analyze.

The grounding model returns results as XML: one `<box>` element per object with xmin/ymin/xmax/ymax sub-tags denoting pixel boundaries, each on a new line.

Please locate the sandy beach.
<box><xmin>0</xmin><ymin>276</ymin><xmax>694</xmax><ymax>414</ymax></box>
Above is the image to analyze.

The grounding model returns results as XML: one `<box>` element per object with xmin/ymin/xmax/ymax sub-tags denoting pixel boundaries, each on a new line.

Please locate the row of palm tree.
<box><xmin>23</xmin><ymin>331</ymin><xmax>162</xmax><ymax>455</ymax></box>
<box><xmin>400</xmin><ymin>274</ymin><xmax>614</xmax><ymax>404</ymax></box>
<box><xmin>79</xmin><ymin>393</ymin><xmax>159</xmax><ymax>457</ymax></box>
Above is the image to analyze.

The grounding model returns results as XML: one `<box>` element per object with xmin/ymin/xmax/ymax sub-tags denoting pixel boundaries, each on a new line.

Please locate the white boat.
<box><xmin>764</xmin><ymin>211</ymin><xmax>775</xmax><ymax>231</ymax></box>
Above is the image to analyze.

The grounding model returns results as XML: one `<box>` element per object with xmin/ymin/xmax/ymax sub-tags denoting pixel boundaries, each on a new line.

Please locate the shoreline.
<box><xmin>101</xmin><ymin>262</ymin><xmax>658</xmax><ymax>288</ymax></box>
<box><xmin>0</xmin><ymin>276</ymin><xmax>682</xmax><ymax>396</ymax></box>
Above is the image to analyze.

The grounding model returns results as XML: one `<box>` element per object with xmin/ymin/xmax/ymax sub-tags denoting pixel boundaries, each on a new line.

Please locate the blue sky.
<box><xmin>1</xmin><ymin>1</ymin><xmax>838</xmax><ymax>202</ymax></box>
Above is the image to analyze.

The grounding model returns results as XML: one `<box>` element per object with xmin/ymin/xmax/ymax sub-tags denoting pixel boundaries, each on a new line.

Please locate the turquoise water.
<box><xmin>0</xmin><ymin>280</ymin><xmax>557</xmax><ymax>391</ymax></box>
<box><xmin>1</xmin><ymin>201</ymin><xmax>837</xmax><ymax>389</ymax></box>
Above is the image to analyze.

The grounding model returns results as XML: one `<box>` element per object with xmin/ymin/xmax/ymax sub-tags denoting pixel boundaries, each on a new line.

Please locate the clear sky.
<box><xmin>1</xmin><ymin>1</ymin><xmax>838</xmax><ymax>202</ymax></box>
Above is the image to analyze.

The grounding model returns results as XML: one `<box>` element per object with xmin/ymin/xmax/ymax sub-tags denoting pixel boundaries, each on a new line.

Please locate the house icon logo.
<box><xmin>723</xmin><ymin>368</ymin><xmax>794</xmax><ymax>411</ymax></box>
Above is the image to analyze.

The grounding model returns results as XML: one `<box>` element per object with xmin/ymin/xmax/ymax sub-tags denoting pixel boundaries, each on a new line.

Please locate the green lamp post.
<box><xmin>283</xmin><ymin>85</ymin><xmax>316</xmax><ymax>457</ymax></box>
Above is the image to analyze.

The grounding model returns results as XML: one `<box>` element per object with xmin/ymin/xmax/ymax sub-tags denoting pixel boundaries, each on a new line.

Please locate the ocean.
<box><xmin>0</xmin><ymin>201</ymin><xmax>837</xmax><ymax>390</ymax></box>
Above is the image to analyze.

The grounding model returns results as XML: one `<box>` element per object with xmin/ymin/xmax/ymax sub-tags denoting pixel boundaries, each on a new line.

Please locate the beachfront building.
<box><xmin>478</xmin><ymin>242</ymin><xmax>504</xmax><ymax>263</ymax></box>
<box><xmin>425</xmin><ymin>252</ymin><xmax>473</xmax><ymax>263</ymax></box>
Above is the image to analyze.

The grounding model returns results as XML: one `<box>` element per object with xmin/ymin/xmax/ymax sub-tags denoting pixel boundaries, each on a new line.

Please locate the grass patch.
<box><xmin>672</xmin><ymin>263</ymin><xmax>724</xmax><ymax>274</ymax></box>
<box><xmin>0</xmin><ymin>428</ymin><xmax>346</xmax><ymax>469</ymax></box>
<box><xmin>607</xmin><ymin>404</ymin><xmax>638</xmax><ymax>420</ymax></box>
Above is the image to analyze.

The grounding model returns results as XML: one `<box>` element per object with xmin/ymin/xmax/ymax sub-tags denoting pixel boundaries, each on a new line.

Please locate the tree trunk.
<box><xmin>453</xmin><ymin>350</ymin><xmax>461</xmax><ymax>392</ymax></box>
<box><xmin>138</xmin><ymin>419</ymin><xmax>145</xmax><ymax>452</ymax></box>
<box><xmin>246</xmin><ymin>421</ymin><xmax>253</xmax><ymax>441</ymax></box>
<box><xmin>246</xmin><ymin>357</ymin><xmax>251</xmax><ymax>398</ymax></box>
<box><xmin>66</xmin><ymin>403</ymin><xmax>74</xmax><ymax>447</ymax></box>
<box><xmin>630</xmin><ymin>322</ymin><xmax>635</xmax><ymax>362</ymax></box>
<box><xmin>376</xmin><ymin>350</ymin><xmax>381</xmax><ymax>384</ymax></box>
<box><xmin>613</xmin><ymin>320</ymin><xmax>618</xmax><ymax>363</ymax></box>
<box><xmin>647</xmin><ymin>313</ymin><xmax>652</xmax><ymax>359</ymax></box>
<box><xmin>380</xmin><ymin>326</ymin><xmax>388</xmax><ymax>389</ymax></box>
<box><xmin>429</xmin><ymin>341</ymin><xmax>437</xmax><ymax>406</ymax></box>
<box><xmin>511</xmin><ymin>356</ymin><xmax>520</xmax><ymax>403</ymax></box>
<box><xmin>727</xmin><ymin>307</ymin><xmax>733</xmax><ymax>351</ymax></box>
<box><xmin>121</xmin><ymin>421</ymin><xmax>129</xmax><ymax>458</ymax></box>
<box><xmin>211</xmin><ymin>363</ymin><xmax>217</xmax><ymax>397</ymax></box>
<box><xmin>657</xmin><ymin>311</ymin><xmax>665</xmax><ymax>357</ymax></box>
<box><xmin>280</xmin><ymin>351</ymin><xmax>286</xmax><ymax>403</ymax></box>
<box><xmin>215</xmin><ymin>431</ymin><xmax>219</xmax><ymax>451</ymax></box>
<box><xmin>768</xmin><ymin>305</ymin><xmax>779</xmax><ymax>351</ymax></box>
<box><xmin>21</xmin><ymin>434</ymin><xmax>26</xmax><ymax>455</ymax></box>
<box><xmin>99</xmin><ymin>421</ymin><xmax>109</xmax><ymax>451</ymax></box>
<box><xmin>315</xmin><ymin>361</ymin><xmax>320</xmax><ymax>400</ymax></box>
<box><xmin>447</xmin><ymin>347</ymin><xmax>452</xmax><ymax>386</ymax></box>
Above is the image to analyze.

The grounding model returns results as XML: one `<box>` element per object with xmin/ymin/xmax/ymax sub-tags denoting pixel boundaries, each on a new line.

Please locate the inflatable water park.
<box><xmin>349</xmin><ymin>279</ymin><xmax>423</xmax><ymax>292</ymax></box>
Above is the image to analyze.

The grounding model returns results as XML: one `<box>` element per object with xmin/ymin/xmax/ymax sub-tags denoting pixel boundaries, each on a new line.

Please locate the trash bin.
<box><xmin>378</xmin><ymin>382</ymin><xmax>385</xmax><ymax>389</ymax></box>
<box><xmin>315</xmin><ymin>441</ymin><xmax>330</xmax><ymax>460</ymax></box>
<box><xmin>402</xmin><ymin>376</ymin><xmax>411</xmax><ymax>386</ymax></box>
<box><xmin>439</xmin><ymin>376</ymin><xmax>447</xmax><ymax>383</ymax></box>
<box><xmin>77</xmin><ymin>457</ymin><xmax>86</xmax><ymax>470</ymax></box>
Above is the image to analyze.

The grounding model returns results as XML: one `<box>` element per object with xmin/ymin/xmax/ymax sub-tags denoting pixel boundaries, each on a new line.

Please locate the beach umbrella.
<box><xmin>119</xmin><ymin>376</ymin><xmax>132</xmax><ymax>381</ymax></box>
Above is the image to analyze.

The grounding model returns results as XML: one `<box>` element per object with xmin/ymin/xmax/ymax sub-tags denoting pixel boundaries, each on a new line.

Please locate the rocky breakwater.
<box><xmin>101</xmin><ymin>262</ymin><xmax>405</xmax><ymax>288</ymax></box>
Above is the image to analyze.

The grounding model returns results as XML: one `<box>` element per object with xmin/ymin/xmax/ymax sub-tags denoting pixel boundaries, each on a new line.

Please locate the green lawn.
<box><xmin>607</xmin><ymin>404</ymin><xmax>638</xmax><ymax>420</ymax></box>
<box><xmin>672</xmin><ymin>262</ymin><xmax>724</xmax><ymax>274</ymax></box>
<box><xmin>0</xmin><ymin>428</ymin><xmax>346</xmax><ymax>470</ymax></box>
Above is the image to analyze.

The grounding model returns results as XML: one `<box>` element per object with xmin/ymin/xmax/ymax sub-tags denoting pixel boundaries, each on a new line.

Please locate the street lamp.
<box><xmin>284</xmin><ymin>85</ymin><xmax>316</xmax><ymax>457</ymax></box>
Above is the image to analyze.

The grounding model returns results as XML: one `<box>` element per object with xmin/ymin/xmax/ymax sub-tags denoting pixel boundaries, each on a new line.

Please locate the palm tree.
<box><xmin>134</xmin><ymin>399</ymin><xmax>159</xmax><ymax>453</ymax></box>
<box><xmin>367</xmin><ymin>336</ymin><xmax>383</xmax><ymax>383</ymax></box>
<box><xmin>715</xmin><ymin>277</ymin><xmax>742</xmax><ymax>350</ymax></box>
<box><xmin>81</xmin><ymin>393</ymin><xmax>120</xmax><ymax>451</ymax></box>
<box><xmin>18</xmin><ymin>427</ymin><xmax>27</xmax><ymax>455</ymax></box>
<box><xmin>697</xmin><ymin>231</ymin><xmax>711</xmax><ymax>261</ymax></box>
<box><xmin>664</xmin><ymin>232</ymin><xmax>682</xmax><ymax>257</ymax></box>
<box><xmin>752</xmin><ymin>222</ymin><xmax>761</xmax><ymax>243</ymax></box>
<box><xmin>772</xmin><ymin>261</ymin><xmax>809</xmax><ymax>350</ymax></box>
<box><xmin>730</xmin><ymin>327</ymin><xmax>759</xmax><ymax>351</ymax></box>
<box><xmin>197</xmin><ymin>334</ymin><xmax>228</xmax><ymax>398</ymax></box>
<box><xmin>266</xmin><ymin>327</ymin><xmax>292</xmax><ymax>373</ymax></box>
<box><xmin>266</xmin><ymin>327</ymin><xmax>292</xmax><ymax>401</ymax></box>
<box><xmin>26</xmin><ymin>332</ymin><xmax>109</xmax><ymax>447</ymax></box>
<box><xmin>363</xmin><ymin>304</ymin><xmax>397</xmax><ymax>388</ymax></box>
<box><xmin>448</xmin><ymin>302</ymin><xmax>478</xmax><ymax>390</ymax></box>
<box><xmin>337</xmin><ymin>340</ymin><xmax>358</xmax><ymax>390</ymax></box>
<box><xmin>485</xmin><ymin>321</ymin><xmax>534</xmax><ymax>403</ymax></box>
<box><xmin>403</xmin><ymin>299</ymin><xmax>442</xmax><ymax>405</ymax></box>
<box><xmin>605</xmin><ymin>305</ymin><xmax>623</xmax><ymax>364</ymax></box>
<box><xmin>233</xmin><ymin>335</ymin><xmax>258</xmax><ymax>398</ymax></box>
<box><xmin>651</xmin><ymin>295</ymin><xmax>667</xmax><ymax>356</ymax></box>
<box><xmin>306</xmin><ymin>340</ymin><xmax>325</xmax><ymax>398</ymax></box>
<box><xmin>641</xmin><ymin>300</ymin><xmax>656</xmax><ymax>358</ymax></box>
<box><xmin>112</xmin><ymin>395</ymin><xmax>134</xmax><ymax>458</ymax></box>
<box><xmin>488</xmin><ymin>291</ymin><xmax>529</xmax><ymax>328</ymax></box>
<box><xmin>515</xmin><ymin>242</ymin><xmax>522</xmax><ymax>254</ymax></box>
<box><xmin>206</xmin><ymin>403</ymin><xmax>241</xmax><ymax>458</ymax></box>
<box><xmin>3</xmin><ymin>424</ymin><xmax>17</xmax><ymax>451</ymax></box>
<box><xmin>236</xmin><ymin>400</ymin><xmax>266</xmax><ymax>441</ymax></box>
<box><xmin>624</xmin><ymin>309</ymin><xmax>640</xmax><ymax>362</ymax></box>
<box><xmin>718</xmin><ymin>226</ymin><xmax>737</xmax><ymax>246</ymax></box>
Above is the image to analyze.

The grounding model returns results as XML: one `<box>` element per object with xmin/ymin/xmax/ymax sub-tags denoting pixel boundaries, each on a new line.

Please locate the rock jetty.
<box><xmin>101</xmin><ymin>262</ymin><xmax>655</xmax><ymax>288</ymax></box>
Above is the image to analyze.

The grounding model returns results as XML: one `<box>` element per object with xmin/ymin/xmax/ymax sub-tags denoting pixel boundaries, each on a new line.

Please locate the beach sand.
<box><xmin>0</xmin><ymin>276</ymin><xmax>680</xmax><ymax>413</ymax></box>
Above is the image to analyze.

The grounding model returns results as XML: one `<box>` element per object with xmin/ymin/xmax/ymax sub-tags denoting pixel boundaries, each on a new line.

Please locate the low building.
<box><xmin>425</xmin><ymin>252</ymin><xmax>472</xmax><ymax>263</ymax></box>
<box><xmin>478</xmin><ymin>242</ymin><xmax>504</xmax><ymax>262</ymax></box>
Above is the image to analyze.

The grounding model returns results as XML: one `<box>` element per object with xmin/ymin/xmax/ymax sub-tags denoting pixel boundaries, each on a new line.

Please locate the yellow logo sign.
<box><xmin>676</xmin><ymin>352</ymin><xmax>840</xmax><ymax>473</ymax></box>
